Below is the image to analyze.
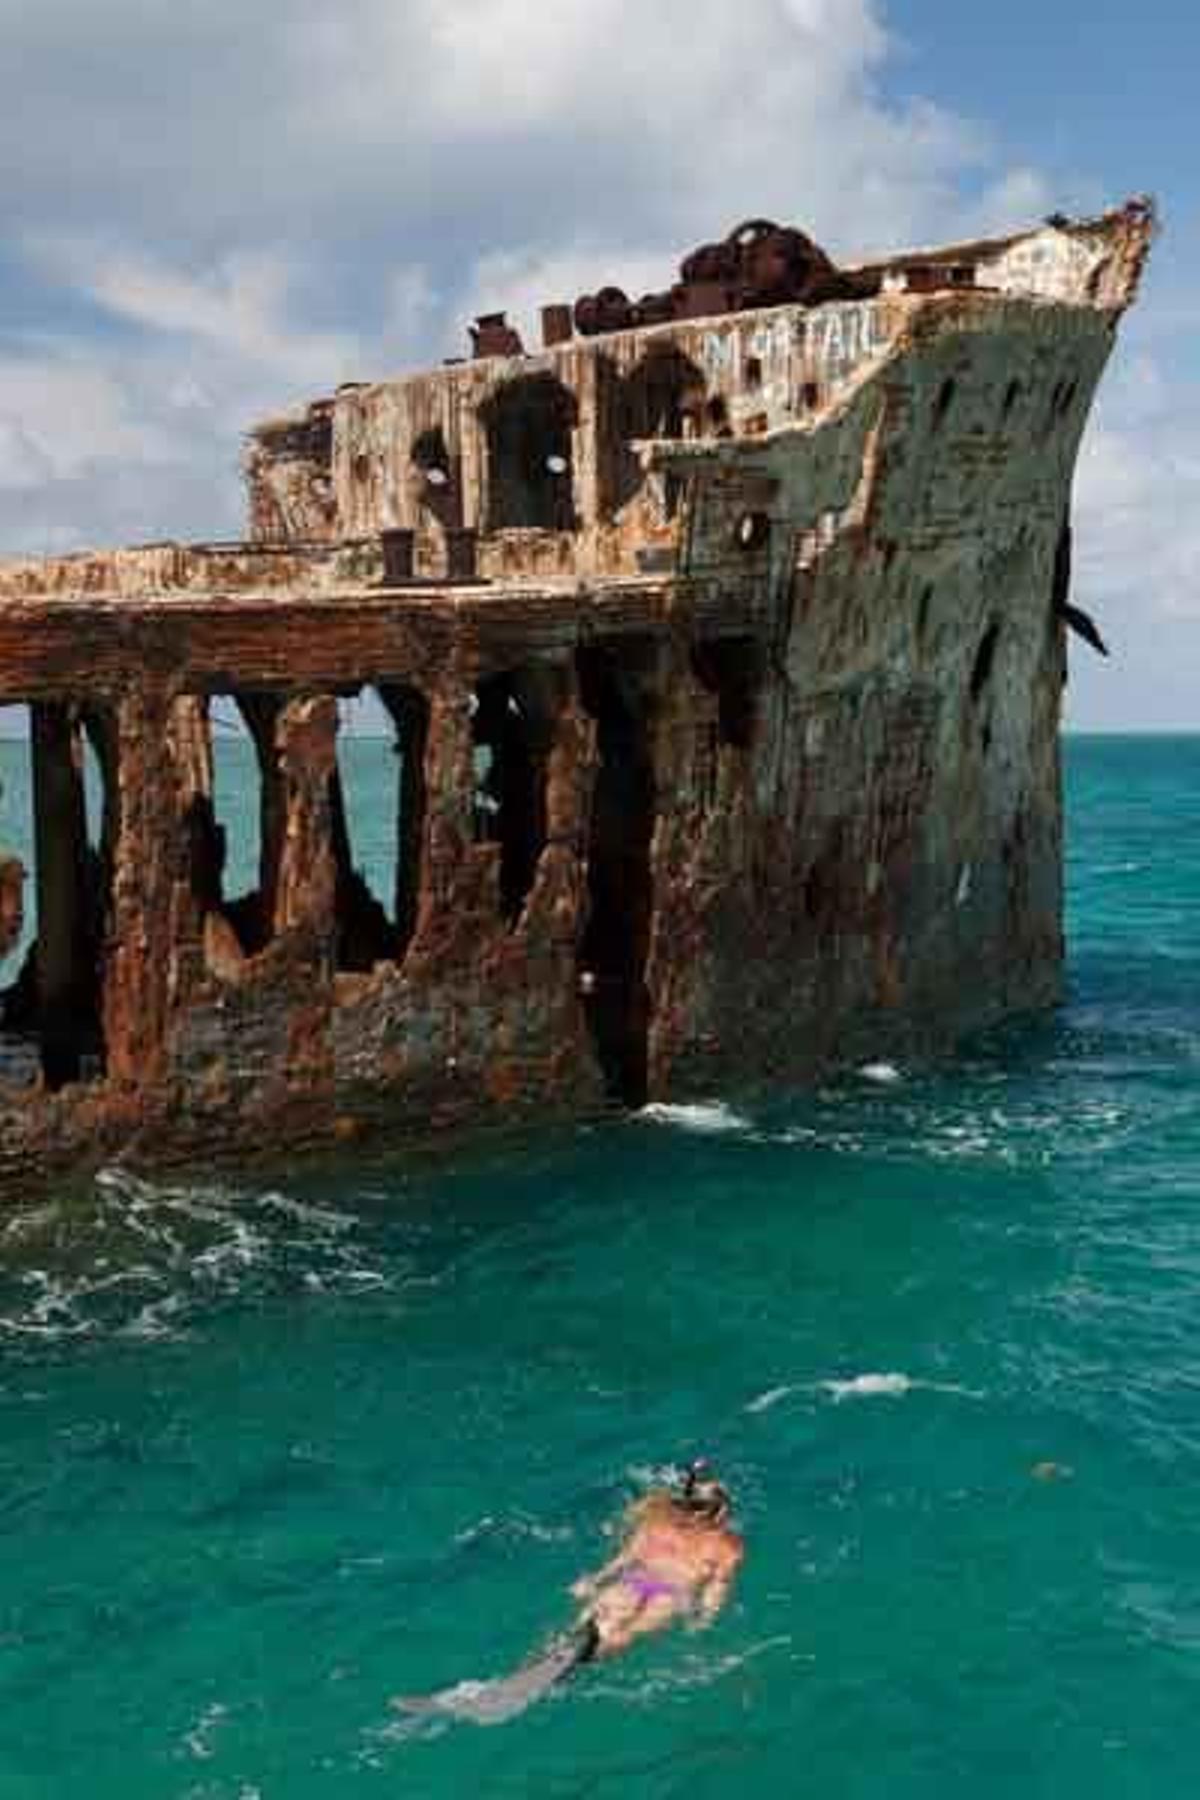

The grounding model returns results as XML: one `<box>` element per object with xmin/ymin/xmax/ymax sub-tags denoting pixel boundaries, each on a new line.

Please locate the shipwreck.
<box><xmin>0</xmin><ymin>201</ymin><xmax>1154</xmax><ymax>1184</ymax></box>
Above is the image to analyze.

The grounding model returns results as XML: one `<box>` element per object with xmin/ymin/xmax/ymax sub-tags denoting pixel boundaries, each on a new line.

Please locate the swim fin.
<box><xmin>392</xmin><ymin>1619</ymin><xmax>599</xmax><ymax>1727</ymax></box>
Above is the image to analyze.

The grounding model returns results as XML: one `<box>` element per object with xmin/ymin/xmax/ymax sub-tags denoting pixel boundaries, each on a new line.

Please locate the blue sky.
<box><xmin>895</xmin><ymin>1</ymin><xmax>1200</xmax><ymax>727</ymax></box>
<box><xmin>0</xmin><ymin>0</ymin><xmax>1194</xmax><ymax>729</ymax></box>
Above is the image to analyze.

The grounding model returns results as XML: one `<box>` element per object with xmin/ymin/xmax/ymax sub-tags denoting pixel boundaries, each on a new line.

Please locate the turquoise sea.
<box><xmin>0</xmin><ymin>733</ymin><xmax>1198</xmax><ymax>1797</ymax></box>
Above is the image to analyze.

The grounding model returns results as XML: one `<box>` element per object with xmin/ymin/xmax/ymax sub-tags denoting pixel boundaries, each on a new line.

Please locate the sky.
<box><xmin>0</xmin><ymin>0</ymin><xmax>1195</xmax><ymax>730</ymax></box>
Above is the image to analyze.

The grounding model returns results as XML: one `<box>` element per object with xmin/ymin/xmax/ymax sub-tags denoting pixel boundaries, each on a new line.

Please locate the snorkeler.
<box><xmin>569</xmin><ymin>1459</ymin><xmax>743</xmax><ymax>1658</ymax></box>
<box><xmin>393</xmin><ymin>1461</ymin><xmax>743</xmax><ymax>1725</ymax></box>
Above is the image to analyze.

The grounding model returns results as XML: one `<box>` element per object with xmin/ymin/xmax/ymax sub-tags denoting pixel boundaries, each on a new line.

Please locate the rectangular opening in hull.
<box><xmin>0</xmin><ymin>702</ymin><xmax>114</xmax><ymax>1090</ymax></box>
<box><xmin>331</xmin><ymin>685</ymin><xmax>429</xmax><ymax>970</ymax></box>
<box><xmin>471</xmin><ymin>669</ymin><xmax>560</xmax><ymax>928</ymax></box>
<box><xmin>179</xmin><ymin>693</ymin><xmax>282</xmax><ymax>957</ymax></box>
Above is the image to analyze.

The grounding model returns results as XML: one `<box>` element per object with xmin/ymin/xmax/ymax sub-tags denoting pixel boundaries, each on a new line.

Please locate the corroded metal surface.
<box><xmin>0</xmin><ymin>857</ymin><xmax>22</xmax><ymax>962</ymax></box>
<box><xmin>0</xmin><ymin>201</ymin><xmax>1154</xmax><ymax>1187</ymax></box>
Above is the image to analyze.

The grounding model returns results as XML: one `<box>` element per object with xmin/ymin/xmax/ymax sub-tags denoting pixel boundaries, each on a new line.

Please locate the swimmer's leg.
<box><xmin>392</xmin><ymin>1619</ymin><xmax>601</xmax><ymax>1726</ymax></box>
<box><xmin>570</xmin><ymin>1615</ymin><xmax>602</xmax><ymax>1666</ymax></box>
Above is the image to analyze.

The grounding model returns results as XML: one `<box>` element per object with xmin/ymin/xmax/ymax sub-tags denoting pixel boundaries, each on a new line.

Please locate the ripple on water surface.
<box><xmin>0</xmin><ymin>735</ymin><xmax>1197</xmax><ymax>1797</ymax></box>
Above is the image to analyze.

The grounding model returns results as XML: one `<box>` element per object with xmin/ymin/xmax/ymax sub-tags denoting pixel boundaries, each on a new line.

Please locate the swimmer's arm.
<box><xmin>688</xmin><ymin>1539</ymin><xmax>744</xmax><ymax>1628</ymax></box>
<box><xmin>569</xmin><ymin>1499</ymin><xmax>658</xmax><ymax>1600</ymax></box>
<box><xmin>687</xmin><ymin>1569</ymin><xmax>733</xmax><ymax>1628</ymax></box>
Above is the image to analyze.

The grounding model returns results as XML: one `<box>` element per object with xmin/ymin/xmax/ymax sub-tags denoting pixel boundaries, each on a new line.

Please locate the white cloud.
<box><xmin>0</xmin><ymin>241</ymin><xmax>366</xmax><ymax>549</ymax></box>
<box><xmin>27</xmin><ymin>239</ymin><xmax>362</xmax><ymax>388</ymax></box>
<box><xmin>0</xmin><ymin>0</ymin><xmax>1177</xmax><ymax>729</ymax></box>
<box><xmin>0</xmin><ymin>351</ymin><xmax>173</xmax><ymax>486</ymax></box>
<box><xmin>1075</xmin><ymin>341</ymin><xmax>1200</xmax><ymax>623</ymax></box>
<box><xmin>0</xmin><ymin>0</ymin><xmax>1029</xmax><ymax>257</ymax></box>
<box><xmin>1</xmin><ymin>0</ymin><xmax>1044</xmax><ymax>548</ymax></box>
<box><xmin>1061</xmin><ymin>330</ymin><xmax>1200</xmax><ymax>730</ymax></box>
<box><xmin>87</xmin><ymin>252</ymin><xmax>357</xmax><ymax>388</ymax></box>
<box><xmin>378</xmin><ymin>266</ymin><xmax>441</xmax><ymax>373</ymax></box>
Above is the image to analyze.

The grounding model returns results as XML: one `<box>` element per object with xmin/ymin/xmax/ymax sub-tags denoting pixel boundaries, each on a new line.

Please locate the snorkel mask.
<box><xmin>679</xmin><ymin>1458</ymin><xmax>732</xmax><ymax>1524</ymax></box>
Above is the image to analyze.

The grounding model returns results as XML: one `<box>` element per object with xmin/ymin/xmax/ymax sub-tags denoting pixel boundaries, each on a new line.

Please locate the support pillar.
<box><xmin>379</xmin><ymin>684</ymin><xmax>429</xmax><ymax>953</ymax></box>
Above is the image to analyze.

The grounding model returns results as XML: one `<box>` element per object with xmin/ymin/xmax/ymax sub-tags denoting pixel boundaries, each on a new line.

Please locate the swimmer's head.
<box><xmin>679</xmin><ymin>1458</ymin><xmax>732</xmax><ymax>1524</ymax></box>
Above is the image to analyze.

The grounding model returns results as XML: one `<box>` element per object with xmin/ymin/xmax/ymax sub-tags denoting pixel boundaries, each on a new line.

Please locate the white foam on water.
<box><xmin>0</xmin><ymin>1312</ymin><xmax>94</xmax><ymax>1340</ymax></box>
<box><xmin>95</xmin><ymin>1165</ymin><xmax>178</xmax><ymax>1205</ymax></box>
<box><xmin>743</xmin><ymin>1366</ymin><xmax>990</xmax><ymax>1409</ymax></box>
<box><xmin>748</xmin><ymin>1372</ymin><xmax>981</xmax><ymax>1411</ymax></box>
<box><xmin>858</xmin><ymin>1061</ymin><xmax>903</xmax><ymax>1084</ymax></box>
<box><xmin>180</xmin><ymin>1701</ymin><xmax>229</xmax><ymax>1762</ymax></box>
<box><xmin>191</xmin><ymin>1220</ymin><xmax>270</xmax><ymax>1283</ymax></box>
<box><xmin>825</xmin><ymin>1371</ymin><xmax>914</xmax><ymax>1401</ymax></box>
<box><xmin>821</xmin><ymin>1371</ymin><xmax>983</xmax><ymax>1403</ymax></box>
<box><xmin>639</xmin><ymin>1101</ymin><xmax>751</xmax><ymax>1135</ymax></box>
<box><xmin>454</xmin><ymin>1513</ymin><xmax>574</xmax><ymax>1548</ymax></box>
<box><xmin>2</xmin><ymin>1204</ymin><xmax>60</xmax><ymax>1245</ymax></box>
<box><xmin>0</xmin><ymin>1165</ymin><xmax>391</xmax><ymax>1344</ymax></box>
<box><xmin>517</xmin><ymin>1517</ymin><xmax>575</xmax><ymax>1544</ymax></box>
<box><xmin>120</xmin><ymin>1292</ymin><xmax>191</xmax><ymax>1342</ymax></box>
<box><xmin>256</xmin><ymin>1190</ymin><xmax>358</xmax><ymax>1233</ymax></box>
<box><xmin>775</xmin><ymin>1124</ymin><xmax>868</xmax><ymax>1156</ymax></box>
<box><xmin>454</xmin><ymin>1514</ymin><xmax>498</xmax><ymax>1546</ymax></box>
<box><xmin>746</xmin><ymin>1384</ymin><xmax>799</xmax><ymax>1415</ymax></box>
<box><xmin>626</xmin><ymin>1456</ymin><xmax>721</xmax><ymax>1488</ymax></box>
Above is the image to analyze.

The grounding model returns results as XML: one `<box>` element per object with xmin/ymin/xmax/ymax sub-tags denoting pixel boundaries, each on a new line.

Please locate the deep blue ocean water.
<box><xmin>0</xmin><ymin>734</ymin><xmax>1197</xmax><ymax>1797</ymax></box>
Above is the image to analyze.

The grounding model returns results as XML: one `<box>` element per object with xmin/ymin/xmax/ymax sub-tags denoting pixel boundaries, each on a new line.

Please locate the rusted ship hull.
<box><xmin>0</xmin><ymin>204</ymin><xmax>1153</xmax><ymax>1187</ymax></box>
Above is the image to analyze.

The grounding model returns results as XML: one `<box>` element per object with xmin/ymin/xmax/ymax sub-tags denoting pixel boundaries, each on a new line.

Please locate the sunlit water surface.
<box><xmin>0</xmin><ymin>734</ymin><xmax>1197</xmax><ymax>1797</ymax></box>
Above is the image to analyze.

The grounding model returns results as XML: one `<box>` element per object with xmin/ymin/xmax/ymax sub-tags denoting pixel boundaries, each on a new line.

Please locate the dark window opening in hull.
<box><xmin>732</xmin><ymin>510</ymin><xmax>771</xmax><ymax>554</ymax></box>
<box><xmin>331</xmin><ymin>685</ymin><xmax>429</xmax><ymax>970</ymax></box>
<box><xmin>411</xmin><ymin>426</ymin><xmax>461</xmax><ymax>530</ymax></box>
<box><xmin>182</xmin><ymin>692</ymin><xmax>284</xmax><ymax>956</ymax></box>
<box><xmin>692</xmin><ymin>636</ymin><xmax>765</xmax><ymax>751</ymax></box>
<box><xmin>481</xmin><ymin>373</ymin><xmax>578</xmax><ymax>531</ymax></box>
<box><xmin>576</xmin><ymin>646</ymin><xmax>658</xmax><ymax>1107</ymax></box>
<box><xmin>602</xmin><ymin>347</ymin><xmax>704</xmax><ymax>519</ymax></box>
<box><xmin>0</xmin><ymin>701</ymin><xmax>116</xmax><ymax>1091</ymax></box>
<box><xmin>471</xmin><ymin>669</ymin><xmax>559</xmax><ymax>927</ymax></box>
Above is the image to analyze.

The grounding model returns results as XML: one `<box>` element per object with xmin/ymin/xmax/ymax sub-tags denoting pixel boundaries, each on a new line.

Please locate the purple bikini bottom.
<box><xmin>622</xmin><ymin>1568</ymin><xmax>683</xmax><ymax>1604</ymax></box>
